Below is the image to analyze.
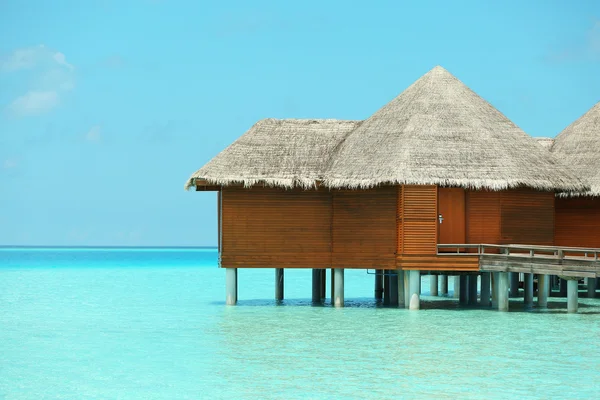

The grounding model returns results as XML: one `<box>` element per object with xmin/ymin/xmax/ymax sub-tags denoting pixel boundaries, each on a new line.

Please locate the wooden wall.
<box><xmin>332</xmin><ymin>187</ymin><xmax>397</xmax><ymax>269</ymax></box>
<box><xmin>398</xmin><ymin>185</ymin><xmax>438</xmax><ymax>254</ymax></box>
<box><xmin>555</xmin><ymin>197</ymin><xmax>600</xmax><ymax>248</ymax></box>
<box><xmin>220</xmin><ymin>187</ymin><xmax>332</xmax><ymax>268</ymax></box>
<box><xmin>466</xmin><ymin>188</ymin><xmax>554</xmax><ymax>246</ymax></box>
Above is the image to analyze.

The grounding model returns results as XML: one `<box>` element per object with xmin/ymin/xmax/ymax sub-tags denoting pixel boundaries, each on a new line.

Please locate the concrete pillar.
<box><xmin>559</xmin><ymin>278</ymin><xmax>567</xmax><ymax>297</ymax></box>
<box><xmin>275</xmin><ymin>268</ymin><xmax>284</xmax><ymax>301</ymax></box>
<box><xmin>374</xmin><ymin>269</ymin><xmax>384</xmax><ymax>300</ymax></box>
<box><xmin>404</xmin><ymin>270</ymin><xmax>410</xmax><ymax>308</ymax></box>
<box><xmin>537</xmin><ymin>274</ymin><xmax>549</xmax><ymax>308</ymax></box>
<box><xmin>408</xmin><ymin>270</ymin><xmax>421</xmax><ymax>310</ymax></box>
<box><xmin>587</xmin><ymin>278</ymin><xmax>597</xmax><ymax>299</ymax></box>
<box><xmin>389</xmin><ymin>273</ymin><xmax>399</xmax><ymax>306</ymax></box>
<box><xmin>383</xmin><ymin>272</ymin><xmax>391</xmax><ymax>305</ymax></box>
<box><xmin>320</xmin><ymin>269</ymin><xmax>326</xmax><ymax>300</ymax></box>
<box><xmin>453</xmin><ymin>276</ymin><xmax>461</xmax><ymax>298</ymax></box>
<box><xmin>481</xmin><ymin>272</ymin><xmax>491</xmax><ymax>307</ymax></box>
<box><xmin>523</xmin><ymin>273</ymin><xmax>534</xmax><ymax>308</ymax></box>
<box><xmin>333</xmin><ymin>268</ymin><xmax>344</xmax><ymax>307</ymax></box>
<box><xmin>459</xmin><ymin>275</ymin><xmax>468</xmax><ymax>305</ymax></box>
<box><xmin>497</xmin><ymin>272</ymin><xmax>509</xmax><ymax>312</ymax></box>
<box><xmin>440</xmin><ymin>275</ymin><xmax>448</xmax><ymax>295</ymax></box>
<box><xmin>397</xmin><ymin>269</ymin><xmax>405</xmax><ymax>308</ymax></box>
<box><xmin>509</xmin><ymin>272</ymin><xmax>519</xmax><ymax>297</ymax></box>
<box><xmin>567</xmin><ymin>279</ymin><xmax>578</xmax><ymax>313</ymax></box>
<box><xmin>468</xmin><ymin>275</ymin><xmax>478</xmax><ymax>305</ymax></box>
<box><xmin>491</xmin><ymin>272</ymin><xmax>498</xmax><ymax>309</ymax></box>
<box><xmin>226</xmin><ymin>268</ymin><xmax>237</xmax><ymax>305</ymax></box>
<box><xmin>312</xmin><ymin>269</ymin><xmax>321</xmax><ymax>304</ymax></box>
<box><xmin>430</xmin><ymin>274</ymin><xmax>438</xmax><ymax>296</ymax></box>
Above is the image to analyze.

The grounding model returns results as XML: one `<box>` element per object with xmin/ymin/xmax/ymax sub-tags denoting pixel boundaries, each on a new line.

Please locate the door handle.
<box><xmin>438</xmin><ymin>214</ymin><xmax>444</xmax><ymax>224</ymax></box>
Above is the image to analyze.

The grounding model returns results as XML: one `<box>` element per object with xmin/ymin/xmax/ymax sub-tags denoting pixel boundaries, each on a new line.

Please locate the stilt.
<box><xmin>509</xmin><ymin>272</ymin><xmax>519</xmax><ymax>297</ymax></box>
<box><xmin>453</xmin><ymin>276</ymin><xmax>461</xmax><ymax>298</ymax></box>
<box><xmin>440</xmin><ymin>275</ymin><xmax>448</xmax><ymax>295</ymax></box>
<box><xmin>330</xmin><ymin>268</ymin><xmax>335</xmax><ymax>301</ymax></box>
<box><xmin>567</xmin><ymin>279</ymin><xmax>578</xmax><ymax>313</ymax></box>
<box><xmin>587</xmin><ymin>278</ymin><xmax>597</xmax><ymax>299</ymax></box>
<box><xmin>320</xmin><ymin>269</ymin><xmax>326</xmax><ymax>300</ymax></box>
<box><xmin>389</xmin><ymin>273</ymin><xmax>399</xmax><ymax>306</ymax></box>
<box><xmin>333</xmin><ymin>268</ymin><xmax>344</xmax><ymax>307</ymax></box>
<box><xmin>491</xmin><ymin>272</ymin><xmax>498</xmax><ymax>309</ymax></box>
<box><xmin>497</xmin><ymin>272</ymin><xmax>509</xmax><ymax>312</ymax></box>
<box><xmin>408</xmin><ymin>270</ymin><xmax>420</xmax><ymax>310</ymax></box>
<box><xmin>383</xmin><ymin>272</ymin><xmax>391</xmax><ymax>305</ymax></box>
<box><xmin>374</xmin><ymin>269</ymin><xmax>384</xmax><ymax>300</ymax></box>
<box><xmin>397</xmin><ymin>269</ymin><xmax>405</xmax><ymax>308</ymax></box>
<box><xmin>537</xmin><ymin>274</ymin><xmax>549</xmax><ymax>308</ymax></box>
<box><xmin>275</xmin><ymin>268</ymin><xmax>284</xmax><ymax>301</ymax></box>
<box><xmin>524</xmin><ymin>273</ymin><xmax>533</xmax><ymax>308</ymax></box>
<box><xmin>404</xmin><ymin>270</ymin><xmax>410</xmax><ymax>308</ymax></box>
<box><xmin>430</xmin><ymin>274</ymin><xmax>438</xmax><ymax>296</ymax></box>
<box><xmin>226</xmin><ymin>268</ymin><xmax>237</xmax><ymax>305</ymax></box>
<box><xmin>480</xmin><ymin>272</ymin><xmax>491</xmax><ymax>307</ymax></box>
<box><xmin>468</xmin><ymin>275</ymin><xmax>478</xmax><ymax>305</ymax></box>
<box><xmin>312</xmin><ymin>269</ymin><xmax>321</xmax><ymax>304</ymax></box>
<box><xmin>459</xmin><ymin>275</ymin><xmax>468</xmax><ymax>305</ymax></box>
<box><xmin>559</xmin><ymin>278</ymin><xmax>567</xmax><ymax>297</ymax></box>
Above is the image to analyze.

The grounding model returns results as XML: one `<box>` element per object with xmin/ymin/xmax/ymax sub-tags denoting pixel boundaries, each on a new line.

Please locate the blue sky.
<box><xmin>1</xmin><ymin>0</ymin><xmax>599</xmax><ymax>246</ymax></box>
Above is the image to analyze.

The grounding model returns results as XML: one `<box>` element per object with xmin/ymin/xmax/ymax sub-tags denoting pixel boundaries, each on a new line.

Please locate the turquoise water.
<box><xmin>1</xmin><ymin>248</ymin><xmax>599</xmax><ymax>399</ymax></box>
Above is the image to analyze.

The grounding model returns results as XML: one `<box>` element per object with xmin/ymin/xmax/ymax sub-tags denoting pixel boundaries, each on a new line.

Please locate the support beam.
<box><xmin>374</xmin><ymin>269</ymin><xmax>384</xmax><ymax>300</ymax></box>
<box><xmin>453</xmin><ymin>276</ymin><xmax>461</xmax><ymax>298</ymax></box>
<box><xmin>330</xmin><ymin>268</ymin><xmax>335</xmax><ymax>301</ymax></box>
<box><xmin>587</xmin><ymin>277</ymin><xmax>597</xmax><ymax>299</ymax></box>
<box><xmin>389</xmin><ymin>273</ymin><xmax>399</xmax><ymax>306</ymax></box>
<box><xmin>408</xmin><ymin>270</ymin><xmax>421</xmax><ymax>310</ymax></box>
<box><xmin>430</xmin><ymin>275</ymin><xmax>438</xmax><ymax>296</ymax></box>
<box><xmin>481</xmin><ymin>272</ymin><xmax>491</xmax><ymax>307</ymax></box>
<box><xmin>567</xmin><ymin>279</ymin><xmax>578</xmax><ymax>313</ymax></box>
<box><xmin>397</xmin><ymin>269</ymin><xmax>405</xmax><ymax>308</ymax></box>
<box><xmin>537</xmin><ymin>274</ymin><xmax>549</xmax><ymax>308</ymax></box>
<box><xmin>509</xmin><ymin>272</ymin><xmax>520</xmax><ymax>297</ymax></box>
<box><xmin>275</xmin><ymin>268</ymin><xmax>284</xmax><ymax>301</ymax></box>
<box><xmin>459</xmin><ymin>275</ymin><xmax>468</xmax><ymax>305</ymax></box>
<box><xmin>312</xmin><ymin>269</ymin><xmax>321</xmax><ymax>304</ymax></box>
<box><xmin>404</xmin><ymin>270</ymin><xmax>410</xmax><ymax>307</ymax></box>
<box><xmin>524</xmin><ymin>273</ymin><xmax>534</xmax><ymax>308</ymax></box>
<box><xmin>468</xmin><ymin>275</ymin><xmax>478</xmax><ymax>306</ymax></box>
<box><xmin>383</xmin><ymin>273</ymin><xmax>391</xmax><ymax>305</ymax></box>
<box><xmin>320</xmin><ymin>269</ymin><xmax>326</xmax><ymax>300</ymax></box>
<box><xmin>226</xmin><ymin>268</ymin><xmax>237</xmax><ymax>306</ymax></box>
<box><xmin>333</xmin><ymin>268</ymin><xmax>344</xmax><ymax>308</ymax></box>
<box><xmin>440</xmin><ymin>275</ymin><xmax>448</xmax><ymax>296</ymax></box>
<box><xmin>497</xmin><ymin>272</ymin><xmax>509</xmax><ymax>312</ymax></box>
<box><xmin>491</xmin><ymin>272</ymin><xmax>498</xmax><ymax>309</ymax></box>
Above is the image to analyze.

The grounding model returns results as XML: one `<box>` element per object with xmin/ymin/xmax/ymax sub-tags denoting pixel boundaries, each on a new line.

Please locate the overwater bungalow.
<box><xmin>186</xmin><ymin>66</ymin><xmax>598</xmax><ymax>312</ymax></box>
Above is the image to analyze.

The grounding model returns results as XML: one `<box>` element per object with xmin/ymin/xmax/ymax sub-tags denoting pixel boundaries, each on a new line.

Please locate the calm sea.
<box><xmin>1</xmin><ymin>247</ymin><xmax>599</xmax><ymax>399</ymax></box>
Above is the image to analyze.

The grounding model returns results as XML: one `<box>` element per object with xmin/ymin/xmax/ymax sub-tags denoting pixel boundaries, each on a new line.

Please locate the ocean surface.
<box><xmin>1</xmin><ymin>247</ymin><xmax>599</xmax><ymax>399</ymax></box>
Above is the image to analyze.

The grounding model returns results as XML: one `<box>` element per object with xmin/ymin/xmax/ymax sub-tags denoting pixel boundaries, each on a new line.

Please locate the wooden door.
<box><xmin>438</xmin><ymin>188</ymin><xmax>466</xmax><ymax>246</ymax></box>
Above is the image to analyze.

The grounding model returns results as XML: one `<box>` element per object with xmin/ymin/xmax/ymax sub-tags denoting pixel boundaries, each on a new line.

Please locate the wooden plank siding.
<box><xmin>220</xmin><ymin>187</ymin><xmax>332</xmax><ymax>268</ymax></box>
<box><xmin>398</xmin><ymin>185</ymin><xmax>438</xmax><ymax>254</ymax></box>
<box><xmin>500</xmin><ymin>189</ymin><xmax>555</xmax><ymax>246</ymax></box>
<box><xmin>332</xmin><ymin>186</ymin><xmax>397</xmax><ymax>269</ymax></box>
<box><xmin>555</xmin><ymin>197</ymin><xmax>600</xmax><ymax>248</ymax></box>
<box><xmin>466</xmin><ymin>190</ymin><xmax>501</xmax><ymax>245</ymax></box>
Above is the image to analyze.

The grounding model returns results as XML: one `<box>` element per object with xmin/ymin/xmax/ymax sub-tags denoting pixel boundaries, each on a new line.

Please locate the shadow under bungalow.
<box><xmin>186</xmin><ymin>66</ymin><xmax>600</xmax><ymax>313</ymax></box>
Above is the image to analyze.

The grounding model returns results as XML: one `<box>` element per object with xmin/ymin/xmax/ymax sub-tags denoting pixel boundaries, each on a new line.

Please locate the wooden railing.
<box><xmin>438</xmin><ymin>244</ymin><xmax>600</xmax><ymax>260</ymax></box>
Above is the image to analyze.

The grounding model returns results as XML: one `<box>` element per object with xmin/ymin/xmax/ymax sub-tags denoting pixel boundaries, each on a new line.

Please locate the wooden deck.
<box><xmin>438</xmin><ymin>244</ymin><xmax>600</xmax><ymax>278</ymax></box>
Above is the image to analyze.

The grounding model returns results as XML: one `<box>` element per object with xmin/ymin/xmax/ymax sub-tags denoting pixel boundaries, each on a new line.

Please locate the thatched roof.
<box><xmin>551</xmin><ymin>102</ymin><xmax>600</xmax><ymax>197</ymax></box>
<box><xmin>184</xmin><ymin>119</ymin><xmax>359</xmax><ymax>189</ymax></box>
<box><xmin>535</xmin><ymin>137</ymin><xmax>555</xmax><ymax>149</ymax></box>
<box><xmin>323</xmin><ymin>66</ymin><xmax>585</xmax><ymax>192</ymax></box>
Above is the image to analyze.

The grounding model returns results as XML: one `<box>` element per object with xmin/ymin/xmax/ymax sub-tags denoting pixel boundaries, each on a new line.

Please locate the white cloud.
<box><xmin>86</xmin><ymin>125</ymin><xmax>102</xmax><ymax>142</ymax></box>
<box><xmin>8</xmin><ymin>91</ymin><xmax>59</xmax><ymax>116</ymax></box>
<box><xmin>1</xmin><ymin>45</ymin><xmax>75</xmax><ymax>116</ymax></box>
